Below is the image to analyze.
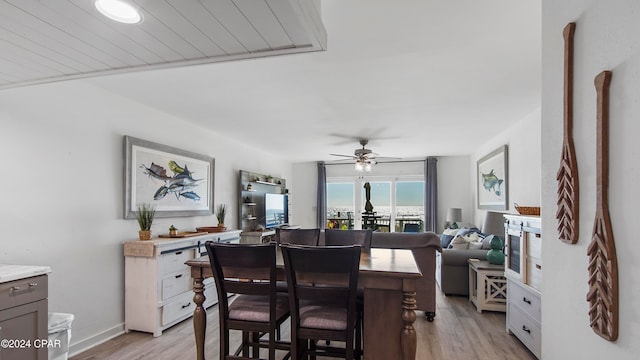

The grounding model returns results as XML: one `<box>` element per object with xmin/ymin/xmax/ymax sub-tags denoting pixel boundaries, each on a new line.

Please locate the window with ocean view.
<box><xmin>395</xmin><ymin>181</ymin><xmax>425</xmax><ymax>232</ymax></box>
<box><xmin>326</xmin><ymin>182</ymin><xmax>355</xmax><ymax>229</ymax></box>
<box><xmin>326</xmin><ymin>177</ymin><xmax>424</xmax><ymax>232</ymax></box>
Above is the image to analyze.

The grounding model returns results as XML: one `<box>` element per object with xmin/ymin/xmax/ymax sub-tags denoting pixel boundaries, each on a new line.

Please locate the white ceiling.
<box><xmin>1</xmin><ymin>0</ymin><xmax>541</xmax><ymax>163</ymax></box>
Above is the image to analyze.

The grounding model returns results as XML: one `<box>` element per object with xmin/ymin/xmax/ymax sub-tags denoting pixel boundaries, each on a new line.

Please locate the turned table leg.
<box><xmin>401</xmin><ymin>290</ymin><xmax>417</xmax><ymax>360</ymax></box>
<box><xmin>193</xmin><ymin>276</ymin><xmax>207</xmax><ymax>360</ymax></box>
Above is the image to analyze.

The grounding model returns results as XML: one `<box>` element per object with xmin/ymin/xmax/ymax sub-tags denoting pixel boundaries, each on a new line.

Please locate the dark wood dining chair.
<box><xmin>276</xmin><ymin>228</ymin><xmax>321</xmax><ymax>246</ymax></box>
<box><xmin>205</xmin><ymin>241</ymin><xmax>289</xmax><ymax>360</ymax></box>
<box><xmin>281</xmin><ymin>244</ymin><xmax>362</xmax><ymax>360</ymax></box>
<box><xmin>403</xmin><ymin>223</ymin><xmax>421</xmax><ymax>232</ymax></box>
<box><xmin>324</xmin><ymin>229</ymin><xmax>372</xmax><ymax>250</ymax></box>
<box><xmin>273</xmin><ymin>228</ymin><xmax>322</xmax><ymax>340</ymax></box>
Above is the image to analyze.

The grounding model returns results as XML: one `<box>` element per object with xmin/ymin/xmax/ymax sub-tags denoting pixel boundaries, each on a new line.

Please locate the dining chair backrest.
<box><xmin>324</xmin><ymin>229</ymin><xmax>373</xmax><ymax>250</ymax></box>
<box><xmin>204</xmin><ymin>241</ymin><xmax>289</xmax><ymax>360</ymax></box>
<box><xmin>276</xmin><ymin>228</ymin><xmax>320</xmax><ymax>246</ymax></box>
<box><xmin>281</xmin><ymin>244</ymin><xmax>362</xmax><ymax>359</ymax></box>
<box><xmin>403</xmin><ymin>223</ymin><xmax>421</xmax><ymax>232</ymax></box>
<box><xmin>205</xmin><ymin>241</ymin><xmax>277</xmax><ymax>316</ymax></box>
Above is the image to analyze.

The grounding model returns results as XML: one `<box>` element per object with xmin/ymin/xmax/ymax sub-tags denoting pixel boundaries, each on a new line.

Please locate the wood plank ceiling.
<box><xmin>0</xmin><ymin>0</ymin><xmax>326</xmax><ymax>89</ymax></box>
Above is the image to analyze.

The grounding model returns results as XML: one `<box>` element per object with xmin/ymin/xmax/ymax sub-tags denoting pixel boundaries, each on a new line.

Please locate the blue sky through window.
<box><xmin>327</xmin><ymin>181</ymin><xmax>424</xmax><ymax>207</ymax></box>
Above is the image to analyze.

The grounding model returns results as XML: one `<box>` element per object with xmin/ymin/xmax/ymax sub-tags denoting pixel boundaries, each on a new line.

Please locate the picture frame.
<box><xmin>124</xmin><ymin>136</ymin><xmax>214</xmax><ymax>219</ymax></box>
<box><xmin>477</xmin><ymin>145</ymin><xmax>508</xmax><ymax>210</ymax></box>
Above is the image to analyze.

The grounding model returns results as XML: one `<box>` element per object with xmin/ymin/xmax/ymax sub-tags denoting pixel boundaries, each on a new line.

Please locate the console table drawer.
<box><xmin>161</xmin><ymin>292</ymin><xmax>195</xmax><ymax>326</ymax></box>
<box><xmin>161</xmin><ymin>270</ymin><xmax>192</xmax><ymax>301</ymax></box>
<box><xmin>508</xmin><ymin>302</ymin><xmax>541</xmax><ymax>358</ymax></box>
<box><xmin>508</xmin><ymin>279</ymin><xmax>540</xmax><ymax>320</ymax></box>
<box><xmin>160</xmin><ymin>249</ymin><xmax>195</xmax><ymax>275</ymax></box>
<box><xmin>0</xmin><ymin>275</ymin><xmax>47</xmax><ymax>309</ymax></box>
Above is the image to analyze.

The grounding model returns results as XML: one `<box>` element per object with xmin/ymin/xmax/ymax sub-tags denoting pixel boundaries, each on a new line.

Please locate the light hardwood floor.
<box><xmin>71</xmin><ymin>288</ymin><xmax>535</xmax><ymax>360</ymax></box>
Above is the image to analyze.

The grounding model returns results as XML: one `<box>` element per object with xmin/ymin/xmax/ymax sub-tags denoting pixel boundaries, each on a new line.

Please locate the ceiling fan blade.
<box><xmin>330</xmin><ymin>153</ymin><xmax>357</xmax><ymax>158</ymax></box>
<box><xmin>370</xmin><ymin>156</ymin><xmax>402</xmax><ymax>160</ymax></box>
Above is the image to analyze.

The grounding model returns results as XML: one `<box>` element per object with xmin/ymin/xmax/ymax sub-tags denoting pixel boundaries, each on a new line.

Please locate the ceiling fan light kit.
<box><xmin>331</xmin><ymin>139</ymin><xmax>393</xmax><ymax>172</ymax></box>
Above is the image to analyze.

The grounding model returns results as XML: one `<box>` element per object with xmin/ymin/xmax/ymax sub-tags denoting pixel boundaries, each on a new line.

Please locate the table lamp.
<box><xmin>446</xmin><ymin>208</ymin><xmax>462</xmax><ymax>229</ymax></box>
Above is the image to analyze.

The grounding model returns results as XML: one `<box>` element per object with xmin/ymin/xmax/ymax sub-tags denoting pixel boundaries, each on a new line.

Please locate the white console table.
<box><xmin>123</xmin><ymin>230</ymin><xmax>240</xmax><ymax>336</ymax></box>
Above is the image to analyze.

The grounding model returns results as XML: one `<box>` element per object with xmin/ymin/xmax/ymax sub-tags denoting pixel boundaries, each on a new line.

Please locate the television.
<box><xmin>264</xmin><ymin>193</ymin><xmax>288</xmax><ymax>228</ymax></box>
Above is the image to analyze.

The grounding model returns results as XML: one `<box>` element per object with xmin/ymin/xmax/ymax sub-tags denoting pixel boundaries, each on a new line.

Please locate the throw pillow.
<box><xmin>449</xmin><ymin>235</ymin><xmax>469</xmax><ymax>250</ymax></box>
<box><xmin>482</xmin><ymin>234</ymin><xmax>494</xmax><ymax>250</ymax></box>
<box><xmin>440</xmin><ymin>228</ymin><xmax>460</xmax><ymax>248</ymax></box>
<box><xmin>440</xmin><ymin>234</ymin><xmax>455</xmax><ymax>248</ymax></box>
<box><xmin>455</xmin><ymin>227</ymin><xmax>482</xmax><ymax>238</ymax></box>
<box><xmin>463</xmin><ymin>232</ymin><xmax>482</xmax><ymax>242</ymax></box>
<box><xmin>469</xmin><ymin>241</ymin><xmax>483</xmax><ymax>250</ymax></box>
<box><xmin>442</xmin><ymin>228</ymin><xmax>459</xmax><ymax>236</ymax></box>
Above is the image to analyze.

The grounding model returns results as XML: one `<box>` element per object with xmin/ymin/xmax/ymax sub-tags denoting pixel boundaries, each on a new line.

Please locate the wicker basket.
<box><xmin>514</xmin><ymin>203</ymin><xmax>540</xmax><ymax>216</ymax></box>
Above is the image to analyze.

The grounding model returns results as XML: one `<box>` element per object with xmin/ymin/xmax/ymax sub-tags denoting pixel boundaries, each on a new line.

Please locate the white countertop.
<box><xmin>0</xmin><ymin>264</ymin><xmax>51</xmax><ymax>283</ymax></box>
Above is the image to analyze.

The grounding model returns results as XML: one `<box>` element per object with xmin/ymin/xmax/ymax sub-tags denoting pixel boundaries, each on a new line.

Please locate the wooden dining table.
<box><xmin>186</xmin><ymin>247</ymin><xmax>422</xmax><ymax>360</ymax></box>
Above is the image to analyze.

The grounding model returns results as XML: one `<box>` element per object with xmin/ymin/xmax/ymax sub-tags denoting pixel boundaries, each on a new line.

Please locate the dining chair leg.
<box><xmin>220</xmin><ymin>327</ymin><xmax>229</xmax><ymax>360</ymax></box>
<box><xmin>268</xmin><ymin>329</ymin><xmax>276</xmax><ymax>360</ymax></box>
<box><xmin>251</xmin><ymin>331</ymin><xmax>260</xmax><ymax>359</ymax></box>
<box><xmin>242</xmin><ymin>331</ymin><xmax>250</xmax><ymax>357</ymax></box>
<box><xmin>310</xmin><ymin>339</ymin><xmax>317</xmax><ymax>360</ymax></box>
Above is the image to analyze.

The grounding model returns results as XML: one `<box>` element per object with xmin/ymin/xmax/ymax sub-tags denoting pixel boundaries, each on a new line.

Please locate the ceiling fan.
<box><xmin>330</xmin><ymin>139</ymin><xmax>397</xmax><ymax>172</ymax></box>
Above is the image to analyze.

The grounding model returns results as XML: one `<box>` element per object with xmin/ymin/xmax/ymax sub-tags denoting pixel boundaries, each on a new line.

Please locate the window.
<box><xmin>395</xmin><ymin>181</ymin><xmax>425</xmax><ymax>232</ymax></box>
<box><xmin>326</xmin><ymin>176</ymin><xmax>424</xmax><ymax>232</ymax></box>
<box><xmin>326</xmin><ymin>182</ymin><xmax>355</xmax><ymax>229</ymax></box>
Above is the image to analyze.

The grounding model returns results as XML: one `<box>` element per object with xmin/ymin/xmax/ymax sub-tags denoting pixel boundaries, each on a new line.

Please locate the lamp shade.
<box><xmin>446</xmin><ymin>208</ymin><xmax>462</xmax><ymax>223</ymax></box>
<box><xmin>482</xmin><ymin>211</ymin><xmax>505</xmax><ymax>237</ymax></box>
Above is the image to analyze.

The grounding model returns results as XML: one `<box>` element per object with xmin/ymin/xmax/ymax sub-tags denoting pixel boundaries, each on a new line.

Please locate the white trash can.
<box><xmin>48</xmin><ymin>312</ymin><xmax>74</xmax><ymax>360</ymax></box>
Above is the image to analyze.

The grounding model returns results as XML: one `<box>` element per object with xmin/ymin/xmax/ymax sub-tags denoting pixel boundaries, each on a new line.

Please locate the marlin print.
<box><xmin>481</xmin><ymin>169</ymin><xmax>504</xmax><ymax>196</ymax></box>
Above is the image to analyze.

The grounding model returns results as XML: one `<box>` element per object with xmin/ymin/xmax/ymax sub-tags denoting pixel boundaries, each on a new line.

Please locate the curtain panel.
<box><xmin>316</xmin><ymin>161</ymin><xmax>327</xmax><ymax>228</ymax></box>
<box><xmin>424</xmin><ymin>157</ymin><xmax>438</xmax><ymax>232</ymax></box>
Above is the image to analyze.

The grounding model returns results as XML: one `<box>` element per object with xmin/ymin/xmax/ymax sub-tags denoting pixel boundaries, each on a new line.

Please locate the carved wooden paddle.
<box><xmin>556</xmin><ymin>22</ymin><xmax>579</xmax><ymax>244</ymax></box>
<box><xmin>586</xmin><ymin>70</ymin><xmax>618</xmax><ymax>341</ymax></box>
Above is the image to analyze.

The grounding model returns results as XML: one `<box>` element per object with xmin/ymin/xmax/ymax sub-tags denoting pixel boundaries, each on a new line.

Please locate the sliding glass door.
<box><xmin>326</xmin><ymin>176</ymin><xmax>424</xmax><ymax>231</ymax></box>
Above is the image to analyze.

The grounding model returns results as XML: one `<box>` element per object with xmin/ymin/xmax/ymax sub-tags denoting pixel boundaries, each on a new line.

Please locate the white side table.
<box><xmin>468</xmin><ymin>259</ymin><xmax>507</xmax><ymax>313</ymax></box>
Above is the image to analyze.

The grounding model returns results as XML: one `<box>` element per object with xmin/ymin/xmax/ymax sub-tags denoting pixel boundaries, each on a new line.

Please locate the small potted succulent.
<box><xmin>136</xmin><ymin>203</ymin><xmax>156</xmax><ymax>240</ymax></box>
<box><xmin>169</xmin><ymin>225</ymin><xmax>178</xmax><ymax>237</ymax></box>
<box><xmin>216</xmin><ymin>203</ymin><xmax>227</xmax><ymax>228</ymax></box>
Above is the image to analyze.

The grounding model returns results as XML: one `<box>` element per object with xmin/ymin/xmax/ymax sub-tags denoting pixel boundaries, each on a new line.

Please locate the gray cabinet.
<box><xmin>0</xmin><ymin>275</ymin><xmax>48</xmax><ymax>360</ymax></box>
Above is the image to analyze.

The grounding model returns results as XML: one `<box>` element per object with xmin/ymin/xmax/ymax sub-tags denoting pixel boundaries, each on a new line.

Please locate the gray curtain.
<box><xmin>424</xmin><ymin>157</ymin><xmax>438</xmax><ymax>232</ymax></box>
<box><xmin>316</xmin><ymin>161</ymin><xmax>327</xmax><ymax>228</ymax></box>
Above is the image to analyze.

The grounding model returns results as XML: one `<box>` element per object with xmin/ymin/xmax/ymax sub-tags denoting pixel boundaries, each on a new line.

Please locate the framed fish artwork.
<box><xmin>124</xmin><ymin>136</ymin><xmax>215</xmax><ymax>218</ymax></box>
<box><xmin>477</xmin><ymin>145</ymin><xmax>508</xmax><ymax>210</ymax></box>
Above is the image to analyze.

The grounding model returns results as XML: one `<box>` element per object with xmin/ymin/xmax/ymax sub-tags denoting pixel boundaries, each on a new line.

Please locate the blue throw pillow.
<box><xmin>455</xmin><ymin>227</ymin><xmax>482</xmax><ymax>237</ymax></box>
<box><xmin>440</xmin><ymin>234</ymin><xmax>455</xmax><ymax>248</ymax></box>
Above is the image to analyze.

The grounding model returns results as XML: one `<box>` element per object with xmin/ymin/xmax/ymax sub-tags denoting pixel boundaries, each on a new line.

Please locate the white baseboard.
<box><xmin>68</xmin><ymin>323</ymin><xmax>124</xmax><ymax>358</ymax></box>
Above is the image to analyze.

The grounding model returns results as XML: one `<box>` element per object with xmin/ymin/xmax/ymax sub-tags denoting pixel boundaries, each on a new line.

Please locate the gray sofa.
<box><xmin>319</xmin><ymin>230</ymin><xmax>442</xmax><ymax>321</ymax></box>
<box><xmin>435</xmin><ymin>248</ymin><xmax>489</xmax><ymax>295</ymax></box>
<box><xmin>370</xmin><ymin>232</ymin><xmax>442</xmax><ymax>321</ymax></box>
<box><xmin>435</xmin><ymin>212</ymin><xmax>506</xmax><ymax>296</ymax></box>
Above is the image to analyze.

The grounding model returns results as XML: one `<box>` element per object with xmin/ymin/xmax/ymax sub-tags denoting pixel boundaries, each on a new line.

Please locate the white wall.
<box><xmin>291</xmin><ymin>162</ymin><xmax>317</xmax><ymax>227</ymax></box>
<box><xmin>437</xmin><ymin>156</ymin><xmax>473</xmax><ymax>232</ymax></box>
<box><xmin>0</xmin><ymin>80</ymin><xmax>292</xmax><ymax>355</ymax></box>
<box><xmin>470</xmin><ymin>108</ymin><xmax>542</xmax><ymax>226</ymax></box>
<box><xmin>542</xmin><ymin>1</ymin><xmax>640</xmax><ymax>359</ymax></box>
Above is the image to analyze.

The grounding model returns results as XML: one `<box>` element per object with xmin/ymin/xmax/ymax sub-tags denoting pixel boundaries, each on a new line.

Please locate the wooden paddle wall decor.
<box><xmin>586</xmin><ymin>70</ymin><xmax>618</xmax><ymax>341</ymax></box>
<box><xmin>556</xmin><ymin>22</ymin><xmax>579</xmax><ymax>244</ymax></box>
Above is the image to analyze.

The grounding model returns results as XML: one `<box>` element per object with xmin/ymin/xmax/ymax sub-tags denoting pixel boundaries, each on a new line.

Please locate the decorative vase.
<box><xmin>486</xmin><ymin>236</ymin><xmax>505</xmax><ymax>265</ymax></box>
<box><xmin>139</xmin><ymin>230</ymin><xmax>152</xmax><ymax>241</ymax></box>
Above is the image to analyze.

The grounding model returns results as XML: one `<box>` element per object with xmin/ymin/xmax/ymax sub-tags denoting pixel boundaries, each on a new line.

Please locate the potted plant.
<box><xmin>136</xmin><ymin>203</ymin><xmax>156</xmax><ymax>240</ymax></box>
<box><xmin>216</xmin><ymin>203</ymin><xmax>227</xmax><ymax>227</ymax></box>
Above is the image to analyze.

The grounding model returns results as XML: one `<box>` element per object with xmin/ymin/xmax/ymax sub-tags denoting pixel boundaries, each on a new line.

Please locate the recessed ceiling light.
<box><xmin>95</xmin><ymin>0</ymin><xmax>142</xmax><ymax>24</ymax></box>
